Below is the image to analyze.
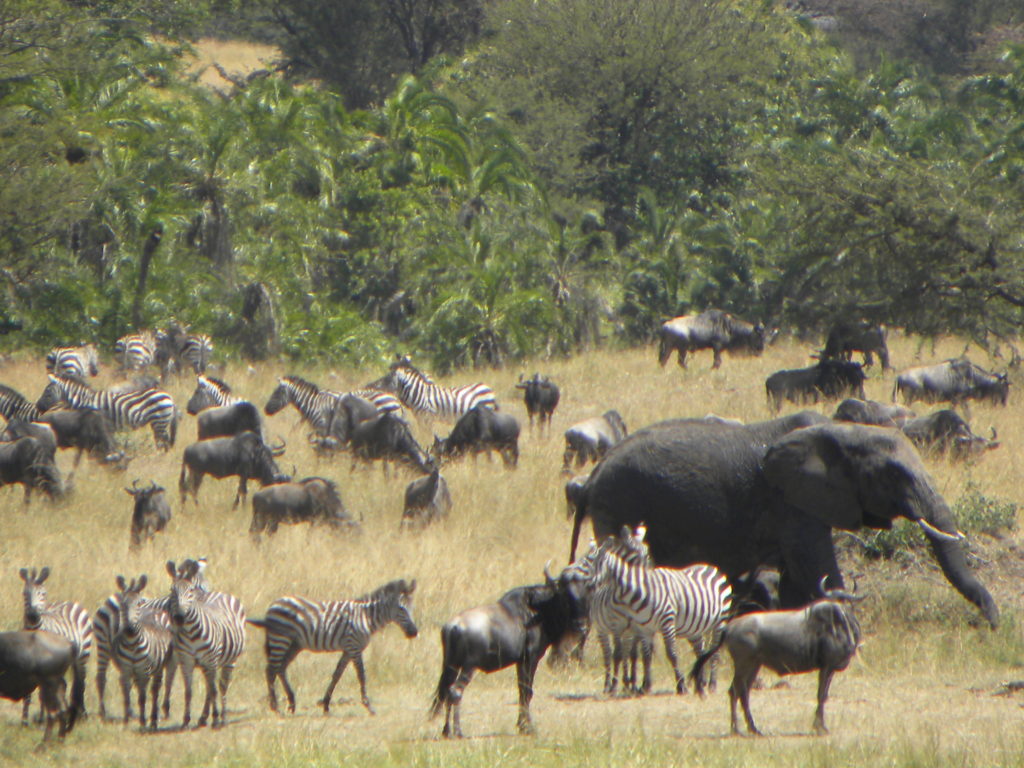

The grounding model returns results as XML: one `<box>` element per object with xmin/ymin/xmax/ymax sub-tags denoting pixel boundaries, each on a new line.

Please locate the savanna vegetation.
<box><xmin>0</xmin><ymin>334</ymin><xmax>1023</xmax><ymax>767</ymax></box>
<box><xmin>2</xmin><ymin>0</ymin><xmax>1024</xmax><ymax>372</ymax></box>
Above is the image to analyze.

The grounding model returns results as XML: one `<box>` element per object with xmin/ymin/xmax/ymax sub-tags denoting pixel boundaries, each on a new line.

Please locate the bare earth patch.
<box><xmin>187</xmin><ymin>38</ymin><xmax>281</xmax><ymax>90</ymax></box>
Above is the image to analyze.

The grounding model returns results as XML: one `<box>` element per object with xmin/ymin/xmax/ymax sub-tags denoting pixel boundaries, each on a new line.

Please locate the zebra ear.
<box><xmin>137</xmin><ymin>574</ymin><xmax>148</xmax><ymax>592</ymax></box>
<box><xmin>18</xmin><ymin>568</ymin><xmax>29</xmax><ymax>583</ymax></box>
<box><xmin>166</xmin><ymin>560</ymin><xmax>177</xmax><ymax>579</ymax></box>
<box><xmin>37</xmin><ymin>567</ymin><xmax>50</xmax><ymax>584</ymax></box>
<box><xmin>407</xmin><ymin>579</ymin><xmax>417</xmax><ymax>594</ymax></box>
<box><xmin>116</xmin><ymin>575</ymin><xmax>127</xmax><ymax>592</ymax></box>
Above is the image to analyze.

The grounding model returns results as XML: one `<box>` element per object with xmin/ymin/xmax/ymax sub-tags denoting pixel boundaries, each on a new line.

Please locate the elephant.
<box><xmin>568</xmin><ymin>415</ymin><xmax>998</xmax><ymax>629</ymax></box>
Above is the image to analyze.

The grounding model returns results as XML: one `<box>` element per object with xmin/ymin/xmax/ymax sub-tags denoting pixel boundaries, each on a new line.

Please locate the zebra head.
<box><xmin>19</xmin><ymin>566</ymin><xmax>51</xmax><ymax>626</ymax></box>
<box><xmin>115</xmin><ymin>574</ymin><xmax>148</xmax><ymax>631</ymax></box>
<box><xmin>265</xmin><ymin>376</ymin><xmax>314</xmax><ymax>416</ymax></box>
<box><xmin>35</xmin><ymin>375</ymin><xmax>68</xmax><ymax>413</ymax></box>
<box><xmin>371</xmin><ymin>579</ymin><xmax>418</xmax><ymax>638</ymax></box>
<box><xmin>187</xmin><ymin>375</ymin><xmax>231</xmax><ymax>415</ymax></box>
<box><xmin>166</xmin><ymin>559</ymin><xmax>205</xmax><ymax>625</ymax></box>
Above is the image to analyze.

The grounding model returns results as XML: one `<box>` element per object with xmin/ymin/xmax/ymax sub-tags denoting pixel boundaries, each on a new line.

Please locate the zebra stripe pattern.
<box><xmin>265</xmin><ymin>376</ymin><xmax>403</xmax><ymax>434</ymax></box>
<box><xmin>46</xmin><ymin>344</ymin><xmax>99</xmax><ymax>378</ymax></box>
<box><xmin>20</xmin><ymin>567</ymin><xmax>93</xmax><ymax>722</ymax></box>
<box><xmin>112</xmin><ymin>575</ymin><xmax>173</xmax><ymax>729</ymax></box>
<box><xmin>166</xmin><ymin>559</ymin><xmax>245</xmax><ymax>728</ymax></box>
<box><xmin>588</xmin><ymin>530</ymin><xmax>732</xmax><ymax>695</ymax></box>
<box><xmin>179</xmin><ymin>334</ymin><xmax>213</xmax><ymax>374</ymax></box>
<box><xmin>378</xmin><ymin>357</ymin><xmax>496</xmax><ymax>420</ymax></box>
<box><xmin>187</xmin><ymin>374</ymin><xmax>243</xmax><ymax>416</ymax></box>
<box><xmin>249</xmin><ymin>579</ymin><xmax>418</xmax><ymax>714</ymax></box>
<box><xmin>115</xmin><ymin>332</ymin><xmax>157</xmax><ymax>371</ymax></box>
<box><xmin>37</xmin><ymin>374</ymin><xmax>177</xmax><ymax>450</ymax></box>
<box><xmin>0</xmin><ymin>384</ymin><xmax>41</xmax><ymax>423</ymax></box>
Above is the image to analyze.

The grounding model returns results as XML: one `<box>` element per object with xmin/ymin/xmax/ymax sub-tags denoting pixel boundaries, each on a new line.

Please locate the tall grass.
<box><xmin>0</xmin><ymin>333</ymin><xmax>1021</xmax><ymax>766</ymax></box>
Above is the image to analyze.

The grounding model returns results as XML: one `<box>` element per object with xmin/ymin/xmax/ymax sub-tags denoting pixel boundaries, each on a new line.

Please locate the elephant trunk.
<box><xmin>916</xmin><ymin>496</ymin><xmax>998</xmax><ymax>629</ymax></box>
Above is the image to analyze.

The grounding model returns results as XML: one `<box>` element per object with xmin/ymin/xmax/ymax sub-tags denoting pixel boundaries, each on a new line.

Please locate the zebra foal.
<box><xmin>19</xmin><ymin>567</ymin><xmax>92</xmax><ymax>723</ymax></box>
<box><xmin>166</xmin><ymin>559</ymin><xmax>245</xmax><ymax>728</ymax></box>
<box><xmin>248</xmin><ymin>579</ymin><xmax>418</xmax><ymax>715</ymax></box>
<box><xmin>112</xmin><ymin>575</ymin><xmax>173</xmax><ymax>729</ymax></box>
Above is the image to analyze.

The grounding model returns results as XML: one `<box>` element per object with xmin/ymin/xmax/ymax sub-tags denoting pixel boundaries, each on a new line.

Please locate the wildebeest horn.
<box><xmin>269</xmin><ymin>436</ymin><xmax>286</xmax><ymax>456</ymax></box>
<box><xmin>544</xmin><ymin>560</ymin><xmax>556</xmax><ymax>586</ymax></box>
<box><xmin>990</xmin><ymin>427</ymin><xmax>998</xmax><ymax>440</ymax></box>
<box><xmin>917</xmin><ymin>518</ymin><xmax>964</xmax><ymax>542</ymax></box>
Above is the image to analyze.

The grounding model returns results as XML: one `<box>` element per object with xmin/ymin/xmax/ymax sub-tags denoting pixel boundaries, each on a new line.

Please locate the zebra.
<box><xmin>588</xmin><ymin>528</ymin><xmax>732</xmax><ymax>695</ymax></box>
<box><xmin>264</xmin><ymin>376</ymin><xmax>403</xmax><ymax>435</ymax></box>
<box><xmin>187</xmin><ymin>375</ymin><xmax>242</xmax><ymax>414</ymax></box>
<box><xmin>19</xmin><ymin>567</ymin><xmax>92</xmax><ymax>724</ymax></box>
<box><xmin>36</xmin><ymin>374</ymin><xmax>177</xmax><ymax>450</ymax></box>
<box><xmin>114</xmin><ymin>331</ymin><xmax>158</xmax><ymax>372</ymax></box>
<box><xmin>0</xmin><ymin>384</ymin><xmax>41</xmax><ymax>423</ymax></box>
<box><xmin>179</xmin><ymin>333</ymin><xmax>213</xmax><ymax>374</ymax></box>
<box><xmin>111</xmin><ymin>575</ymin><xmax>173</xmax><ymax>730</ymax></box>
<box><xmin>247</xmin><ymin>579</ymin><xmax>418</xmax><ymax>715</ymax></box>
<box><xmin>165</xmin><ymin>558</ymin><xmax>246</xmax><ymax>728</ymax></box>
<box><xmin>45</xmin><ymin>344</ymin><xmax>99</xmax><ymax>378</ymax></box>
<box><xmin>371</xmin><ymin>355</ymin><xmax>496</xmax><ymax>421</ymax></box>
<box><xmin>94</xmin><ymin>558</ymin><xmax>209</xmax><ymax>720</ymax></box>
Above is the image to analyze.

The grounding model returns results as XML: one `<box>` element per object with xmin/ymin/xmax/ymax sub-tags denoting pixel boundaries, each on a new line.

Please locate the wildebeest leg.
<box><xmin>732</xmin><ymin>665</ymin><xmax>762</xmax><ymax>736</ymax></box>
<box><xmin>515</xmin><ymin>657</ymin><xmax>539</xmax><ymax>734</ymax></box>
<box><xmin>712</xmin><ymin>346</ymin><xmax>723</xmax><ymax>369</ymax></box>
<box><xmin>319</xmin><ymin>653</ymin><xmax>352</xmax><ymax>713</ymax></box>
<box><xmin>232</xmin><ymin>477</ymin><xmax>247</xmax><ymax>510</ymax></box>
<box><xmin>444</xmin><ymin>668</ymin><xmax>474</xmax><ymax>738</ymax></box>
<box><xmin>813</xmin><ymin>668</ymin><xmax>835</xmax><ymax>735</ymax></box>
<box><xmin>353</xmin><ymin>654</ymin><xmax>375</xmax><ymax>714</ymax></box>
<box><xmin>676</xmin><ymin>346</ymin><xmax>688</xmax><ymax>368</ymax></box>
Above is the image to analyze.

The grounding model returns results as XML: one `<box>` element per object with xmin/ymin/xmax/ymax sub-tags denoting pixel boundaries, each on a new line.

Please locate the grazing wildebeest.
<box><xmin>179</xmin><ymin>431</ymin><xmax>288</xmax><ymax>509</ymax></box>
<box><xmin>196</xmin><ymin>402</ymin><xmax>264</xmax><ymax>441</ymax></box>
<box><xmin>515</xmin><ymin>374</ymin><xmax>560</xmax><ymax>432</ymax></box>
<box><xmin>821</xmin><ymin>320</ymin><xmax>890</xmax><ymax>369</ymax></box>
<box><xmin>894</xmin><ymin>358</ymin><xmax>1009</xmax><ymax>408</ymax></box>
<box><xmin>33</xmin><ymin>408</ymin><xmax>127</xmax><ymax>468</ymax></box>
<box><xmin>658</xmin><ymin>309</ymin><xmax>768</xmax><ymax>369</ymax></box>
<box><xmin>832</xmin><ymin>398</ymin><xmax>915</xmax><ymax>427</ymax></box>
<box><xmin>311</xmin><ymin>394</ymin><xmax>380</xmax><ymax>453</ymax></box>
<box><xmin>0</xmin><ymin>436</ymin><xmax>65</xmax><ymax>503</ymax></box>
<box><xmin>561</xmin><ymin>410</ymin><xmax>628</xmax><ymax>473</ymax></box>
<box><xmin>401</xmin><ymin>468</ymin><xmax>452</xmax><ymax>528</ymax></box>
<box><xmin>765</xmin><ymin>360</ymin><xmax>866</xmax><ymax>413</ymax></box>
<box><xmin>564</xmin><ymin>473</ymin><xmax>589</xmax><ymax>520</ymax></box>
<box><xmin>0</xmin><ymin>419</ymin><xmax>57</xmax><ymax>459</ymax></box>
<box><xmin>900</xmin><ymin>409</ymin><xmax>999</xmax><ymax>460</ymax></box>
<box><xmin>349</xmin><ymin>412</ymin><xmax>434</xmax><ymax>475</ymax></box>
<box><xmin>690</xmin><ymin>580</ymin><xmax>863</xmax><ymax>736</ymax></box>
<box><xmin>432</xmin><ymin>405</ymin><xmax>521</xmax><ymax>469</ymax></box>
<box><xmin>0</xmin><ymin>630</ymin><xmax>85</xmax><ymax>742</ymax></box>
<box><xmin>249</xmin><ymin>476</ymin><xmax>358</xmax><ymax>540</ymax></box>
<box><xmin>430</xmin><ymin>568</ymin><xmax>589</xmax><ymax>737</ymax></box>
<box><xmin>126</xmin><ymin>481</ymin><xmax>172</xmax><ymax>550</ymax></box>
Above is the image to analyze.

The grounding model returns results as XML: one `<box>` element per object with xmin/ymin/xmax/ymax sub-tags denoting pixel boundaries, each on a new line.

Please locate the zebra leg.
<box><xmin>598</xmin><ymin>631</ymin><xmax>615</xmax><ymax>694</ymax></box>
<box><xmin>661</xmin><ymin>628</ymin><xmax>686</xmax><ymax>695</ymax></box>
<box><xmin>276</xmin><ymin>644</ymin><xmax>303</xmax><ymax>714</ymax></box>
<box><xmin>215</xmin><ymin>665</ymin><xmax>234</xmax><ymax>728</ymax></box>
<box><xmin>612</xmin><ymin>635</ymin><xmax>627</xmax><ymax>694</ymax></box>
<box><xmin>149</xmin><ymin>668</ymin><xmax>163</xmax><ymax>730</ymax></box>
<box><xmin>639</xmin><ymin>636</ymin><xmax>654</xmax><ymax>695</ymax></box>
<box><xmin>318</xmin><ymin>653</ymin><xmax>352</xmax><ymax>714</ymax></box>
<box><xmin>96</xmin><ymin>652</ymin><xmax>110</xmax><ymax>720</ymax></box>
<box><xmin>196</xmin><ymin>665</ymin><xmax>217</xmax><ymax>727</ymax></box>
<box><xmin>161</xmin><ymin>654</ymin><xmax>177</xmax><ymax>719</ymax></box>
<box><xmin>178</xmin><ymin>656</ymin><xmax>195</xmax><ymax>729</ymax></box>
<box><xmin>120</xmin><ymin>670</ymin><xmax>134</xmax><ymax>725</ymax></box>
<box><xmin>136</xmin><ymin>672</ymin><xmax>149</xmax><ymax>730</ymax></box>
<box><xmin>353</xmin><ymin>654</ymin><xmax>375</xmax><ymax>715</ymax></box>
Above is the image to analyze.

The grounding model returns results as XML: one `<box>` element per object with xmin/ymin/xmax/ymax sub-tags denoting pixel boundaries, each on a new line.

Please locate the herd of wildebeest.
<box><xmin>0</xmin><ymin>309</ymin><xmax>1014</xmax><ymax>745</ymax></box>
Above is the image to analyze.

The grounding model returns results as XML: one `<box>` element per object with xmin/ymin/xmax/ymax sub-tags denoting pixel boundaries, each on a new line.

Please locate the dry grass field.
<box><xmin>2</xmin><ymin>334</ymin><xmax>1024</xmax><ymax>767</ymax></box>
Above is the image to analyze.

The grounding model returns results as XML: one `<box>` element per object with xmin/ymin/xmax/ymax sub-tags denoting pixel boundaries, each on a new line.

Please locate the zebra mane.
<box><xmin>357</xmin><ymin>579</ymin><xmax>413</xmax><ymax>603</ymax></box>
<box><xmin>391</xmin><ymin>357</ymin><xmax>434</xmax><ymax>384</ymax></box>
<box><xmin>201</xmin><ymin>375</ymin><xmax>232</xmax><ymax>394</ymax></box>
<box><xmin>281</xmin><ymin>375</ymin><xmax>321</xmax><ymax>394</ymax></box>
<box><xmin>53</xmin><ymin>373</ymin><xmax>92</xmax><ymax>389</ymax></box>
<box><xmin>0</xmin><ymin>384</ymin><xmax>31</xmax><ymax>404</ymax></box>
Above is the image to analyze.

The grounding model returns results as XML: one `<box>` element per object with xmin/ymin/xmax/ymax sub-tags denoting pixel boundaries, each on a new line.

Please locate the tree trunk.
<box><xmin>131</xmin><ymin>225</ymin><xmax>163</xmax><ymax>328</ymax></box>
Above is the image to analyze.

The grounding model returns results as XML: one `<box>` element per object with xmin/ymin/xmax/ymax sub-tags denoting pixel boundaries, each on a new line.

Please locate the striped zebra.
<box><xmin>264</xmin><ymin>376</ymin><xmax>403</xmax><ymax>435</ymax></box>
<box><xmin>165</xmin><ymin>559</ymin><xmax>246</xmax><ymax>728</ymax></box>
<box><xmin>186</xmin><ymin>375</ymin><xmax>241</xmax><ymax>415</ymax></box>
<box><xmin>115</xmin><ymin>331</ymin><xmax>158</xmax><ymax>371</ymax></box>
<box><xmin>94</xmin><ymin>559</ymin><xmax>209</xmax><ymax>720</ymax></box>
<box><xmin>36</xmin><ymin>374</ymin><xmax>177</xmax><ymax>450</ymax></box>
<box><xmin>372</xmin><ymin>355</ymin><xmax>496</xmax><ymax>420</ymax></box>
<box><xmin>588</xmin><ymin>528</ymin><xmax>732</xmax><ymax>695</ymax></box>
<box><xmin>111</xmin><ymin>575</ymin><xmax>173</xmax><ymax>730</ymax></box>
<box><xmin>247</xmin><ymin>579</ymin><xmax>418</xmax><ymax>714</ymax></box>
<box><xmin>0</xmin><ymin>384</ymin><xmax>41</xmax><ymax>423</ymax></box>
<box><xmin>179</xmin><ymin>333</ymin><xmax>213</xmax><ymax>374</ymax></box>
<box><xmin>19</xmin><ymin>567</ymin><xmax>92</xmax><ymax>723</ymax></box>
<box><xmin>45</xmin><ymin>344</ymin><xmax>99</xmax><ymax>378</ymax></box>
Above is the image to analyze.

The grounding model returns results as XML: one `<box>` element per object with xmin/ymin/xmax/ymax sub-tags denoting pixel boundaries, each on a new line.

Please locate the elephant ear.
<box><xmin>762</xmin><ymin>427</ymin><xmax>864</xmax><ymax>531</ymax></box>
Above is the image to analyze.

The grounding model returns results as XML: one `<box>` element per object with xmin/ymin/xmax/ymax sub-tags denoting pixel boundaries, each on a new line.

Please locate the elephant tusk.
<box><xmin>917</xmin><ymin>518</ymin><xmax>964</xmax><ymax>542</ymax></box>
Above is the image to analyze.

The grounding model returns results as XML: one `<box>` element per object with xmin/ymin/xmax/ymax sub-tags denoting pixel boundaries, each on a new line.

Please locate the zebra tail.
<box><xmin>429</xmin><ymin>627</ymin><xmax>458</xmax><ymax>719</ymax></box>
<box><xmin>246</xmin><ymin>617</ymin><xmax>269</xmax><ymax>629</ymax></box>
<box><xmin>67</xmin><ymin>657</ymin><xmax>86</xmax><ymax>733</ymax></box>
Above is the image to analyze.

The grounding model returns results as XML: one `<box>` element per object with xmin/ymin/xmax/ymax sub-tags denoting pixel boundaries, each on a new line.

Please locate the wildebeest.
<box><xmin>429</xmin><ymin>567</ymin><xmax>588</xmax><ymax>737</ymax></box>
<box><xmin>249</xmin><ymin>477</ymin><xmax>359</xmax><ymax>540</ymax></box>
<box><xmin>658</xmin><ymin>309</ymin><xmax>769</xmax><ymax>369</ymax></box>
<box><xmin>832</xmin><ymin>398</ymin><xmax>914</xmax><ymax>427</ymax></box>
<box><xmin>765</xmin><ymin>360</ymin><xmax>866</xmax><ymax>413</ymax></box>
<box><xmin>821</xmin><ymin>320</ymin><xmax>890</xmax><ymax>369</ymax></box>
<box><xmin>894</xmin><ymin>358</ymin><xmax>1009</xmax><ymax>408</ymax></box>
<box><xmin>401</xmin><ymin>468</ymin><xmax>452</xmax><ymax>528</ymax></box>
<box><xmin>561</xmin><ymin>410</ymin><xmax>628</xmax><ymax>473</ymax></box>
<box><xmin>0</xmin><ymin>436</ymin><xmax>65</xmax><ymax>503</ymax></box>
<box><xmin>311</xmin><ymin>394</ymin><xmax>380</xmax><ymax>453</ymax></box>
<box><xmin>515</xmin><ymin>374</ymin><xmax>560</xmax><ymax>432</ymax></box>
<box><xmin>0</xmin><ymin>630</ymin><xmax>85</xmax><ymax>742</ymax></box>
<box><xmin>179</xmin><ymin>431</ymin><xmax>288</xmax><ymax>509</ymax></box>
<box><xmin>690</xmin><ymin>580</ymin><xmax>863</xmax><ymax>736</ymax></box>
<box><xmin>196</xmin><ymin>402</ymin><xmax>264</xmax><ymax>441</ymax></box>
<box><xmin>126</xmin><ymin>481</ymin><xmax>171</xmax><ymax>550</ymax></box>
<box><xmin>34</xmin><ymin>408</ymin><xmax>126</xmax><ymax>468</ymax></box>
<box><xmin>349</xmin><ymin>412</ymin><xmax>434</xmax><ymax>475</ymax></box>
<box><xmin>0</xmin><ymin>419</ymin><xmax>57</xmax><ymax>459</ymax></box>
<box><xmin>432</xmin><ymin>405</ymin><xmax>520</xmax><ymax>469</ymax></box>
<box><xmin>900</xmin><ymin>409</ymin><xmax>1000</xmax><ymax>460</ymax></box>
<box><xmin>564</xmin><ymin>473</ymin><xmax>589</xmax><ymax>520</ymax></box>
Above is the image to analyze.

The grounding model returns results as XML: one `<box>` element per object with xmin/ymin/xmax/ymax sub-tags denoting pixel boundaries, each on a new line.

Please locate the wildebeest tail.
<box><xmin>689</xmin><ymin>629</ymin><xmax>728</xmax><ymax>692</ymax></box>
<box><xmin>429</xmin><ymin>625</ymin><xmax>459</xmax><ymax>719</ymax></box>
<box><xmin>68</xmin><ymin>653</ymin><xmax>86</xmax><ymax>732</ymax></box>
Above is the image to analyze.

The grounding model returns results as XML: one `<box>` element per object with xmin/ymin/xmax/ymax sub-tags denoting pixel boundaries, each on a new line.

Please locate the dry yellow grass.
<box><xmin>186</xmin><ymin>38</ymin><xmax>281</xmax><ymax>91</ymax></box>
<box><xmin>0</xmin><ymin>334</ymin><xmax>1022</xmax><ymax>766</ymax></box>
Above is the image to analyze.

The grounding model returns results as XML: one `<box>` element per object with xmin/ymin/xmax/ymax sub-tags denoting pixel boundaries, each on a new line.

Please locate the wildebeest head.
<box><xmin>524</xmin><ymin>563</ymin><xmax>590</xmax><ymax>645</ymax></box>
<box><xmin>19</xmin><ymin>566</ymin><xmax>51</xmax><ymax>626</ymax></box>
